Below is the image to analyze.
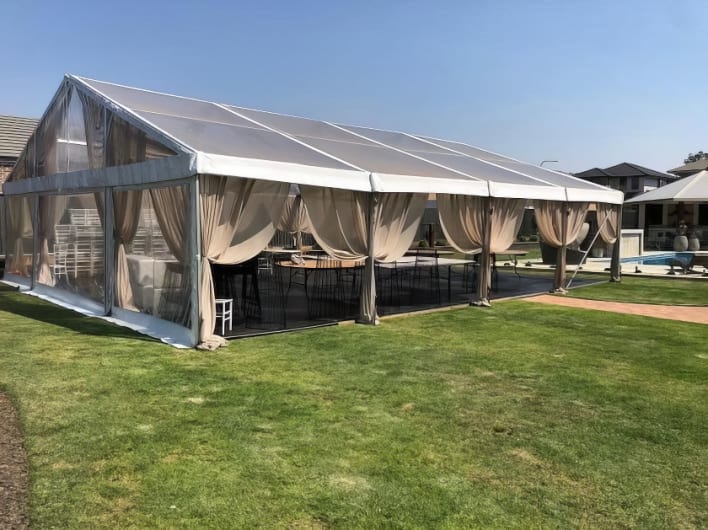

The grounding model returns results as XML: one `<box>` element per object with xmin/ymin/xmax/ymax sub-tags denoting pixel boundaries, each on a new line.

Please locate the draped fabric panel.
<box><xmin>596</xmin><ymin>203</ymin><xmax>620</xmax><ymax>245</ymax></box>
<box><xmin>149</xmin><ymin>185</ymin><xmax>189</xmax><ymax>264</ymax></box>
<box><xmin>37</xmin><ymin>195</ymin><xmax>68</xmax><ymax>286</ymax></box>
<box><xmin>198</xmin><ymin>175</ymin><xmax>289</xmax><ymax>349</ymax></box>
<box><xmin>80</xmin><ymin>102</ymin><xmax>150</xmax><ymax>307</ymax></box>
<box><xmin>438</xmin><ymin>195</ymin><xmax>526</xmax><ymax>304</ymax></box>
<box><xmin>598</xmin><ymin>204</ymin><xmax>623</xmax><ymax>282</ymax></box>
<box><xmin>5</xmin><ymin>196</ymin><xmax>33</xmax><ymax>276</ymax></box>
<box><xmin>534</xmin><ymin>201</ymin><xmax>589</xmax><ymax>291</ymax></box>
<box><xmin>301</xmin><ymin>187</ymin><xmax>426</xmax><ymax>262</ymax></box>
<box><xmin>277</xmin><ymin>195</ymin><xmax>311</xmax><ymax>233</ymax></box>
<box><xmin>215</xmin><ymin>180</ymin><xmax>289</xmax><ymax>264</ymax></box>
<box><xmin>438</xmin><ymin>195</ymin><xmax>485</xmax><ymax>254</ymax></box>
<box><xmin>113</xmin><ymin>190</ymin><xmax>143</xmax><ymax>309</ymax></box>
<box><xmin>300</xmin><ymin>187</ymin><xmax>369</xmax><ymax>260</ymax></box>
<box><xmin>301</xmin><ymin>186</ymin><xmax>426</xmax><ymax>323</ymax></box>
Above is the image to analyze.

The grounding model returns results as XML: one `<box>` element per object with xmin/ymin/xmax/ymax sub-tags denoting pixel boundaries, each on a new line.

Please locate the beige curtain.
<box><xmin>596</xmin><ymin>203</ymin><xmax>620</xmax><ymax>245</ymax></box>
<box><xmin>37</xmin><ymin>195</ymin><xmax>68</xmax><ymax>286</ymax></box>
<box><xmin>438</xmin><ymin>195</ymin><xmax>526</xmax><ymax>305</ymax></box>
<box><xmin>113</xmin><ymin>190</ymin><xmax>143</xmax><ymax>309</ymax></box>
<box><xmin>534</xmin><ymin>201</ymin><xmax>589</xmax><ymax>292</ymax></box>
<box><xmin>5</xmin><ymin>196</ymin><xmax>32</xmax><ymax>276</ymax></box>
<box><xmin>301</xmin><ymin>186</ymin><xmax>426</xmax><ymax>323</ymax></box>
<box><xmin>199</xmin><ymin>175</ymin><xmax>289</xmax><ymax>350</ymax></box>
<box><xmin>277</xmin><ymin>194</ymin><xmax>311</xmax><ymax>249</ymax></box>
<box><xmin>149</xmin><ymin>185</ymin><xmax>189</xmax><ymax>264</ymax></box>
<box><xmin>597</xmin><ymin>203</ymin><xmax>622</xmax><ymax>282</ymax></box>
<box><xmin>277</xmin><ymin>195</ymin><xmax>310</xmax><ymax>233</ymax></box>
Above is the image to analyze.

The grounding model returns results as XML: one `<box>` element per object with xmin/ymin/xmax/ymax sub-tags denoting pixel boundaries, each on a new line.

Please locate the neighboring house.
<box><xmin>0</xmin><ymin>115</ymin><xmax>38</xmax><ymax>258</ymax></box>
<box><xmin>668</xmin><ymin>159</ymin><xmax>708</xmax><ymax>178</ymax></box>
<box><xmin>0</xmin><ymin>115</ymin><xmax>38</xmax><ymax>185</ymax></box>
<box><xmin>574</xmin><ymin>162</ymin><xmax>678</xmax><ymax>200</ymax></box>
<box><xmin>576</xmin><ymin>162</ymin><xmax>706</xmax><ymax>249</ymax></box>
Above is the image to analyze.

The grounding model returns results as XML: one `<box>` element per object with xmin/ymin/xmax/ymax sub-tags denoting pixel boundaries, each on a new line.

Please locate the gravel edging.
<box><xmin>0</xmin><ymin>391</ymin><xmax>29</xmax><ymax>530</ymax></box>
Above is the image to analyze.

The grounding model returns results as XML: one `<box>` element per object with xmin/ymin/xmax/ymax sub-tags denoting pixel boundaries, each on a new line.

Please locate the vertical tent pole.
<box><xmin>189</xmin><ymin>175</ymin><xmax>201</xmax><ymax>347</ymax></box>
<box><xmin>553</xmin><ymin>202</ymin><xmax>569</xmax><ymax>292</ymax></box>
<box><xmin>31</xmin><ymin>194</ymin><xmax>39</xmax><ymax>290</ymax></box>
<box><xmin>103</xmin><ymin>186</ymin><xmax>115</xmax><ymax>315</ymax></box>
<box><xmin>473</xmin><ymin>197</ymin><xmax>492</xmax><ymax>307</ymax></box>
<box><xmin>610</xmin><ymin>205</ymin><xmax>623</xmax><ymax>282</ymax></box>
<box><xmin>358</xmin><ymin>191</ymin><xmax>379</xmax><ymax>325</ymax></box>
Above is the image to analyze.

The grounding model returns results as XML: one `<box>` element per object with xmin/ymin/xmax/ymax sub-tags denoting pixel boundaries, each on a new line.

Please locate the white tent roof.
<box><xmin>625</xmin><ymin>170</ymin><xmax>708</xmax><ymax>204</ymax></box>
<box><xmin>8</xmin><ymin>75</ymin><xmax>623</xmax><ymax>204</ymax></box>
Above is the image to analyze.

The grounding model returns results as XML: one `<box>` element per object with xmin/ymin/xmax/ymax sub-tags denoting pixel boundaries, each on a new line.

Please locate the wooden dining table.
<box><xmin>276</xmin><ymin>256</ymin><xmax>365</xmax><ymax>299</ymax></box>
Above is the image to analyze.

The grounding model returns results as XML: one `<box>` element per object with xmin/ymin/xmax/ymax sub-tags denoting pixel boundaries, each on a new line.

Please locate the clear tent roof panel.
<box><xmin>139</xmin><ymin>111</ymin><xmax>355</xmax><ymax>170</ymax></box>
<box><xmin>410</xmin><ymin>152</ymin><xmax>543</xmax><ymax>185</ymax></box>
<box><xmin>339</xmin><ymin>125</ymin><xmax>454</xmax><ymax>154</ymax></box>
<box><xmin>80</xmin><ymin>78</ymin><xmax>262</xmax><ymax>128</ymax></box>
<box><xmin>57</xmin><ymin>75</ymin><xmax>622</xmax><ymax>203</ymax></box>
<box><xmin>417</xmin><ymin>136</ymin><xmax>512</xmax><ymax>163</ymax></box>
<box><xmin>300</xmin><ymin>136</ymin><xmax>473</xmax><ymax>180</ymax></box>
<box><xmin>495</xmin><ymin>160</ymin><xmax>605</xmax><ymax>191</ymax></box>
<box><xmin>419</xmin><ymin>136</ymin><xmax>605</xmax><ymax>191</ymax></box>
<box><xmin>227</xmin><ymin>106</ymin><xmax>379</xmax><ymax>145</ymax></box>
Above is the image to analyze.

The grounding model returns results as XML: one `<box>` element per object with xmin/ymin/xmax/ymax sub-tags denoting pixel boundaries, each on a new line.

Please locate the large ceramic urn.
<box><xmin>673</xmin><ymin>235</ymin><xmax>689</xmax><ymax>252</ymax></box>
<box><xmin>688</xmin><ymin>236</ymin><xmax>700</xmax><ymax>251</ymax></box>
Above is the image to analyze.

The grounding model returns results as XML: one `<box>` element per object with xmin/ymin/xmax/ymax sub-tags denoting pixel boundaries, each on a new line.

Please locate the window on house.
<box><xmin>631</xmin><ymin>176</ymin><xmax>639</xmax><ymax>189</ymax></box>
<box><xmin>699</xmin><ymin>204</ymin><xmax>708</xmax><ymax>225</ymax></box>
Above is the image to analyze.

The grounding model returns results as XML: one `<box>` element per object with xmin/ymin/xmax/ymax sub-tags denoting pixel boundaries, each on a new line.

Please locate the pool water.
<box><xmin>621</xmin><ymin>252</ymin><xmax>694</xmax><ymax>266</ymax></box>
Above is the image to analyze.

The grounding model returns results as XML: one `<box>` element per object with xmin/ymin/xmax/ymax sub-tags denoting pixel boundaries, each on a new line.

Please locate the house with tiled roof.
<box><xmin>668</xmin><ymin>158</ymin><xmax>708</xmax><ymax>178</ymax></box>
<box><xmin>0</xmin><ymin>115</ymin><xmax>38</xmax><ymax>185</ymax></box>
<box><xmin>0</xmin><ymin>115</ymin><xmax>37</xmax><ymax>259</ymax></box>
<box><xmin>576</xmin><ymin>162</ymin><xmax>706</xmax><ymax>247</ymax></box>
<box><xmin>574</xmin><ymin>162</ymin><xmax>678</xmax><ymax>200</ymax></box>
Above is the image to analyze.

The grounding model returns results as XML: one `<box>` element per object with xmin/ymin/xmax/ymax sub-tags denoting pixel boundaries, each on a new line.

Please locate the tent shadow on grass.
<box><xmin>0</xmin><ymin>285</ymin><xmax>158</xmax><ymax>343</ymax></box>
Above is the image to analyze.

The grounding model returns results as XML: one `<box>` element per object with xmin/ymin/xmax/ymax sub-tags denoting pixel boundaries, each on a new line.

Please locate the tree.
<box><xmin>684</xmin><ymin>150</ymin><xmax>707</xmax><ymax>164</ymax></box>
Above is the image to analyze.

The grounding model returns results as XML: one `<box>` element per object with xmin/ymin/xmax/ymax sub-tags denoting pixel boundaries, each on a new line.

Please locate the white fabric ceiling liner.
<box><xmin>59</xmin><ymin>75</ymin><xmax>622</xmax><ymax>203</ymax></box>
<box><xmin>625</xmin><ymin>170</ymin><xmax>708</xmax><ymax>204</ymax></box>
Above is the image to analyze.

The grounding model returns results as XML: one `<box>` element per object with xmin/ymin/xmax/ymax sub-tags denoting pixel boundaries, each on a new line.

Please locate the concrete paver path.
<box><xmin>525</xmin><ymin>295</ymin><xmax>708</xmax><ymax>325</ymax></box>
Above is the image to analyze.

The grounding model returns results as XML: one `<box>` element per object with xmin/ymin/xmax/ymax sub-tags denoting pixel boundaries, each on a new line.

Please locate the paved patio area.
<box><xmin>524</xmin><ymin>294</ymin><xmax>708</xmax><ymax>324</ymax></box>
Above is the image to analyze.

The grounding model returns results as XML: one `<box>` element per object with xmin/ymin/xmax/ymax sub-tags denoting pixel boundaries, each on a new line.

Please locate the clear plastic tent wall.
<box><xmin>3</xmin><ymin>77</ymin><xmax>195</xmax><ymax>346</ymax></box>
<box><xmin>2</xmin><ymin>74</ymin><xmax>623</xmax><ymax>347</ymax></box>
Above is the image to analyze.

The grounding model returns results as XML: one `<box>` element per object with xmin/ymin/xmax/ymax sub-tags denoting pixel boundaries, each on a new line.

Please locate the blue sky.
<box><xmin>2</xmin><ymin>0</ymin><xmax>706</xmax><ymax>173</ymax></box>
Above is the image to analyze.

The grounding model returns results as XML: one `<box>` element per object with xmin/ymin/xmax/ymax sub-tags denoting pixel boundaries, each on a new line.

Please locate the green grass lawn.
<box><xmin>568</xmin><ymin>275</ymin><xmax>708</xmax><ymax>306</ymax></box>
<box><xmin>0</xmin><ymin>285</ymin><xmax>706</xmax><ymax>528</ymax></box>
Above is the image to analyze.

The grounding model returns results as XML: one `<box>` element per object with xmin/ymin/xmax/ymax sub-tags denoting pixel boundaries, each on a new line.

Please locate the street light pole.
<box><xmin>540</xmin><ymin>160</ymin><xmax>559</xmax><ymax>167</ymax></box>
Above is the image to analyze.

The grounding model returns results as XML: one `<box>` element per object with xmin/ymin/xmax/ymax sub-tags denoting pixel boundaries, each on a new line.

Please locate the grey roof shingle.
<box><xmin>573</xmin><ymin>167</ymin><xmax>612</xmax><ymax>179</ymax></box>
<box><xmin>575</xmin><ymin>162</ymin><xmax>677</xmax><ymax>181</ymax></box>
<box><xmin>0</xmin><ymin>115</ymin><xmax>37</xmax><ymax>158</ymax></box>
<box><xmin>602</xmin><ymin>162</ymin><xmax>677</xmax><ymax>179</ymax></box>
<box><xmin>668</xmin><ymin>159</ymin><xmax>708</xmax><ymax>176</ymax></box>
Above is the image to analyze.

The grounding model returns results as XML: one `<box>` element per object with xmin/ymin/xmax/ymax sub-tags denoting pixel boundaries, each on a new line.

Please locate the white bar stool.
<box><xmin>215</xmin><ymin>298</ymin><xmax>233</xmax><ymax>335</ymax></box>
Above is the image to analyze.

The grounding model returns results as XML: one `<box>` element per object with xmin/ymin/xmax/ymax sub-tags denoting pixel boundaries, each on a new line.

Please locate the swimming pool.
<box><xmin>621</xmin><ymin>252</ymin><xmax>694</xmax><ymax>266</ymax></box>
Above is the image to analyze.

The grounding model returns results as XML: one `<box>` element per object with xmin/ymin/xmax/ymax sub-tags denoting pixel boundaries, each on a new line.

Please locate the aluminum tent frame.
<box><xmin>2</xmin><ymin>74</ymin><xmax>623</xmax><ymax>347</ymax></box>
<box><xmin>5</xmin><ymin>75</ymin><xmax>622</xmax><ymax>204</ymax></box>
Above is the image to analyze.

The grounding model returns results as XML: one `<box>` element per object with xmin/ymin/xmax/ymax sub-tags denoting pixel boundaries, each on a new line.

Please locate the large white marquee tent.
<box><xmin>2</xmin><ymin>75</ymin><xmax>623</xmax><ymax>348</ymax></box>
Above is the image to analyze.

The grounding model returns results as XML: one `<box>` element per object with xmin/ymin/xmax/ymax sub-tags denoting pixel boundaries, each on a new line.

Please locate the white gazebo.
<box><xmin>626</xmin><ymin>170</ymin><xmax>708</xmax><ymax>250</ymax></box>
<box><xmin>1</xmin><ymin>75</ymin><xmax>623</xmax><ymax>348</ymax></box>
